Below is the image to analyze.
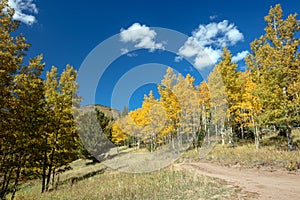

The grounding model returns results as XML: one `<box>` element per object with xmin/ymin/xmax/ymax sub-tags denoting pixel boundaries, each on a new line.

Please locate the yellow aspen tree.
<box><xmin>186</xmin><ymin>74</ymin><xmax>202</xmax><ymax>148</ymax></box>
<box><xmin>198</xmin><ymin>81</ymin><xmax>211</xmax><ymax>145</ymax></box>
<box><xmin>111</xmin><ymin>119</ymin><xmax>129</xmax><ymax>146</ymax></box>
<box><xmin>43</xmin><ymin>65</ymin><xmax>81</xmax><ymax>192</ymax></box>
<box><xmin>130</xmin><ymin>91</ymin><xmax>166</xmax><ymax>151</ymax></box>
<box><xmin>128</xmin><ymin>108</ymin><xmax>146</xmax><ymax>148</ymax></box>
<box><xmin>9</xmin><ymin>56</ymin><xmax>45</xmax><ymax>199</ymax></box>
<box><xmin>0</xmin><ymin>2</ymin><xmax>44</xmax><ymax>198</ymax></box>
<box><xmin>173</xmin><ymin>73</ymin><xmax>200</xmax><ymax>149</ymax></box>
<box><xmin>215</xmin><ymin>47</ymin><xmax>241</xmax><ymax>146</ymax></box>
<box><xmin>173</xmin><ymin>74</ymin><xmax>190</xmax><ymax>145</ymax></box>
<box><xmin>237</xmin><ymin>71</ymin><xmax>262</xmax><ymax>147</ymax></box>
<box><xmin>158</xmin><ymin>68</ymin><xmax>181</xmax><ymax>143</ymax></box>
<box><xmin>208</xmin><ymin>65</ymin><xmax>227</xmax><ymax>145</ymax></box>
<box><xmin>246</xmin><ymin>4</ymin><xmax>299</xmax><ymax>149</ymax></box>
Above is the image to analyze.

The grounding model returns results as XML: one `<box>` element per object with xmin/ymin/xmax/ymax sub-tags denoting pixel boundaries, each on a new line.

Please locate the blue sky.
<box><xmin>11</xmin><ymin>0</ymin><xmax>300</xmax><ymax>111</ymax></box>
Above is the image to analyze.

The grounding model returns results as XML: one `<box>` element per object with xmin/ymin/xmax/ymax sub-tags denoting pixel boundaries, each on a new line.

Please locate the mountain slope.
<box><xmin>80</xmin><ymin>104</ymin><xmax>121</xmax><ymax>119</ymax></box>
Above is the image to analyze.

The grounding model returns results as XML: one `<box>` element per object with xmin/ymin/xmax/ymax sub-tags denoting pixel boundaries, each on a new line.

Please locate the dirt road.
<box><xmin>175</xmin><ymin>161</ymin><xmax>300</xmax><ymax>200</ymax></box>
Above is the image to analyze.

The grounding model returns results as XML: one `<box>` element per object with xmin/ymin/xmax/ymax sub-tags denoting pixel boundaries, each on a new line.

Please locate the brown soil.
<box><xmin>175</xmin><ymin>160</ymin><xmax>300</xmax><ymax>200</ymax></box>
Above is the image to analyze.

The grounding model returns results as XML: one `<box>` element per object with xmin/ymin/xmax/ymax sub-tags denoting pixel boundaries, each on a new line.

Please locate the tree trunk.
<box><xmin>137</xmin><ymin>138</ymin><xmax>140</xmax><ymax>149</ymax></box>
<box><xmin>286</xmin><ymin>125</ymin><xmax>294</xmax><ymax>151</ymax></box>
<box><xmin>10</xmin><ymin>165</ymin><xmax>21</xmax><ymax>200</ymax></box>
<box><xmin>55</xmin><ymin>173</ymin><xmax>60</xmax><ymax>190</ymax></box>
<box><xmin>46</xmin><ymin>148</ymin><xmax>55</xmax><ymax>191</ymax></box>
<box><xmin>51</xmin><ymin>168</ymin><xmax>56</xmax><ymax>189</ymax></box>
<box><xmin>172</xmin><ymin>135</ymin><xmax>175</xmax><ymax>149</ymax></box>
<box><xmin>254</xmin><ymin>125</ymin><xmax>260</xmax><ymax>149</ymax></box>
<box><xmin>41</xmin><ymin>149</ymin><xmax>47</xmax><ymax>193</ymax></box>
<box><xmin>241</xmin><ymin>126</ymin><xmax>244</xmax><ymax>142</ymax></box>
<box><xmin>228</xmin><ymin>127</ymin><xmax>234</xmax><ymax>147</ymax></box>
<box><xmin>207</xmin><ymin>128</ymin><xmax>210</xmax><ymax>145</ymax></box>
<box><xmin>0</xmin><ymin>167</ymin><xmax>13</xmax><ymax>199</ymax></box>
<box><xmin>220</xmin><ymin>124</ymin><xmax>225</xmax><ymax>145</ymax></box>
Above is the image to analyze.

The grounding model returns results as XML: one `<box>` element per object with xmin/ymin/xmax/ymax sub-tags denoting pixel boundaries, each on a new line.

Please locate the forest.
<box><xmin>0</xmin><ymin>1</ymin><xmax>299</xmax><ymax>200</ymax></box>
<box><xmin>111</xmin><ymin>4</ymin><xmax>299</xmax><ymax>152</ymax></box>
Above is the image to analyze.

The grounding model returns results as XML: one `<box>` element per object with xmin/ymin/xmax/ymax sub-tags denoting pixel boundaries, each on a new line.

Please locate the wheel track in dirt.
<box><xmin>174</xmin><ymin>161</ymin><xmax>300</xmax><ymax>200</ymax></box>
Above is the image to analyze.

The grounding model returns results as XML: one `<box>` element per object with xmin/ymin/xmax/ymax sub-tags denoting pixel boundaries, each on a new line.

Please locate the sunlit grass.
<box><xmin>182</xmin><ymin>129</ymin><xmax>300</xmax><ymax>171</ymax></box>
<box><xmin>207</xmin><ymin>144</ymin><xmax>300</xmax><ymax>169</ymax></box>
<box><xmin>12</xmin><ymin>166</ymin><xmax>237</xmax><ymax>200</ymax></box>
<box><xmin>11</xmin><ymin>130</ymin><xmax>300</xmax><ymax>199</ymax></box>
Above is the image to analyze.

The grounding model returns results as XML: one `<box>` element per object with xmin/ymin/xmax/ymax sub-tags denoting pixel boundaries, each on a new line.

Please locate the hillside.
<box><xmin>80</xmin><ymin>104</ymin><xmax>121</xmax><ymax>119</ymax></box>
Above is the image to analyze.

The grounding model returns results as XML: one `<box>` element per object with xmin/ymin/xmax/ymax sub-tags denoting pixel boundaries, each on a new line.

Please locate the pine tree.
<box><xmin>76</xmin><ymin>108</ymin><xmax>114</xmax><ymax>162</ymax></box>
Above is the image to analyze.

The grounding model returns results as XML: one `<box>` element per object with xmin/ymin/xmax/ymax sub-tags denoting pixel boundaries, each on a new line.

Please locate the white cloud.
<box><xmin>177</xmin><ymin>37</ymin><xmax>201</xmax><ymax>57</ymax></box>
<box><xmin>184</xmin><ymin>66</ymin><xmax>195</xmax><ymax>72</ymax></box>
<box><xmin>120</xmin><ymin>23</ymin><xmax>165</xmax><ymax>52</ymax></box>
<box><xmin>209</xmin><ymin>15</ymin><xmax>218</xmax><ymax>20</ymax></box>
<box><xmin>7</xmin><ymin>0</ymin><xmax>38</xmax><ymax>25</ymax></box>
<box><xmin>120</xmin><ymin>48</ymin><xmax>138</xmax><ymax>57</ymax></box>
<box><xmin>174</xmin><ymin>56</ymin><xmax>183</xmax><ymax>62</ymax></box>
<box><xmin>232</xmin><ymin>50</ymin><xmax>249</xmax><ymax>62</ymax></box>
<box><xmin>177</xmin><ymin>20</ymin><xmax>245</xmax><ymax>70</ymax></box>
<box><xmin>194</xmin><ymin>47</ymin><xmax>222</xmax><ymax>68</ymax></box>
<box><xmin>120</xmin><ymin>48</ymin><xmax>129</xmax><ymax>55</ymax></box>
<box><xmin>226</xmin><ymin>29</ymin><xmax>244</xmax><ymax>45</ymax></box>
<box><xmin>127</xmin><ymin>52</ymin><xmax>138</xmax><ymax>57</ymax></box>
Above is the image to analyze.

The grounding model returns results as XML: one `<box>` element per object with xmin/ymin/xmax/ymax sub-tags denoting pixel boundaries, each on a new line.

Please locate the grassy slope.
<box><xmin>11</xmin><ymin>159</ymin><xmax>238</xmax><ymax>200</ymax></box>
<box><xmin>183</xmin><ymin>129</ymin><xmax>300</xmax><ymax>170</ymax></box>
<box><xmin>11</xmin><ymin>129</ymin><xmax>300</xmax><ymax>199</ymax></box>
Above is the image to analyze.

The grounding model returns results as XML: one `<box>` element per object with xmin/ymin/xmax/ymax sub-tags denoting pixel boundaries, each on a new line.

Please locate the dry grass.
<box><xmin>11</xmin><ymin>129</ymin><xmax>300</xmax><ymax>199</ymax></box>
<box><xmin>58</xmin><ymin>159</ymin><xmax>107</xmax><ymax>184</ymax></box>
<box><xmin>12</xmin><ymin>164</ymin><xmax>237</xmax><ymax>200</ymax></box>
<box><xmin>207</xmin><ymin>145</ymin><xmax>300</xmax><ymax>169</ymax></box>
<box><xmin>182</xmin><ymin>128</ymin><xmax>300</xmax><ymax>170</ymax></box>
